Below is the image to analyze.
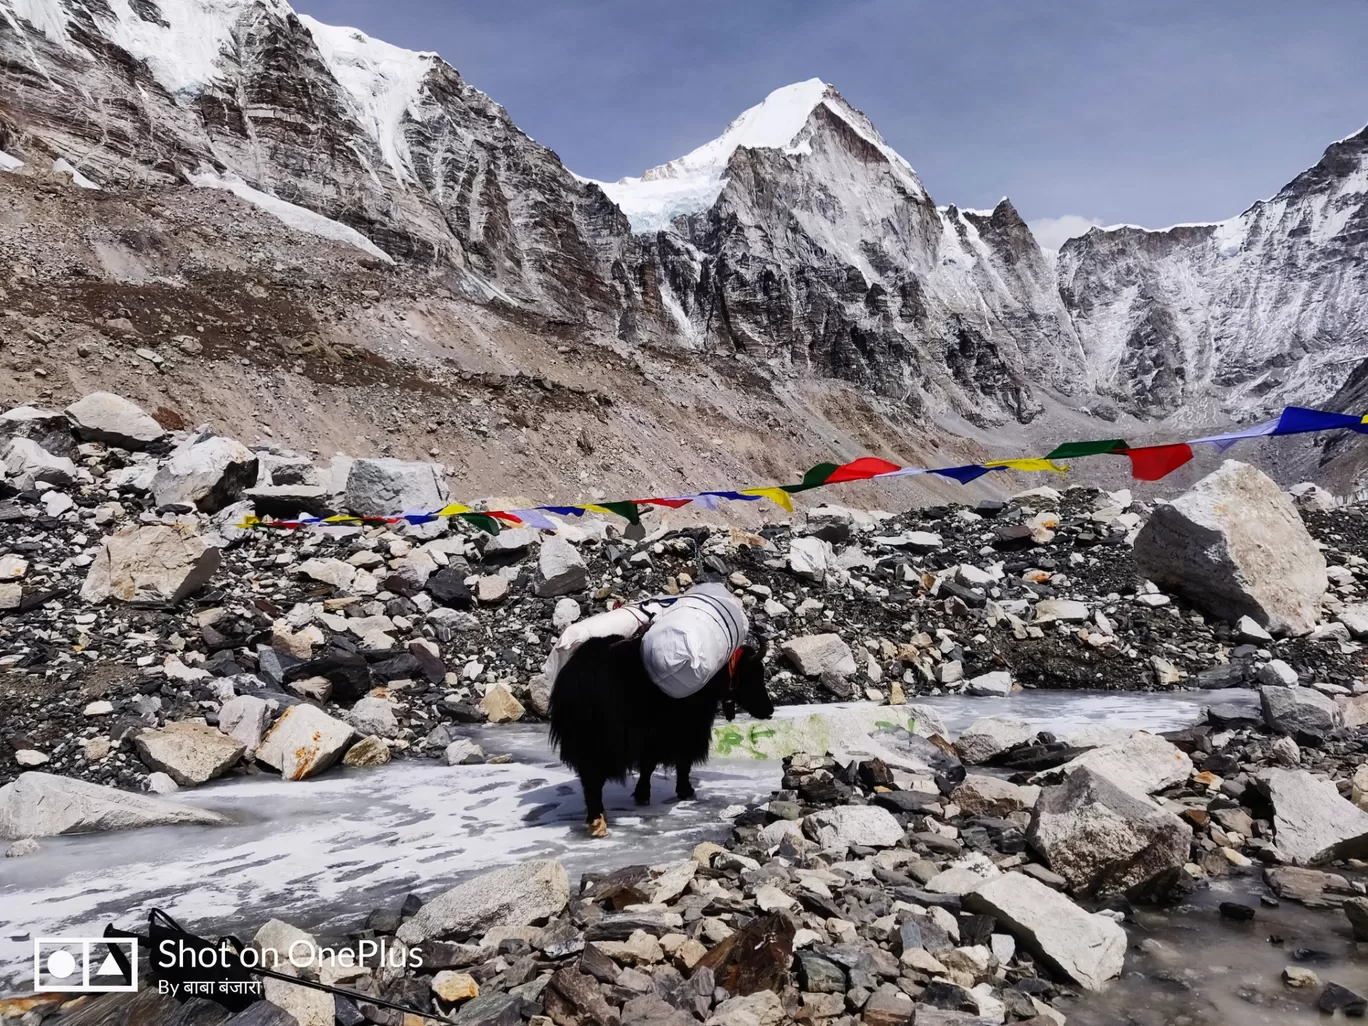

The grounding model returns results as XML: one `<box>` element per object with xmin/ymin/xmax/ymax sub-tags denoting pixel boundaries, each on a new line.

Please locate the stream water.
<box><xmin>6</xmin><ymin>686</ymin><xmax>1339</xmax><ymax>1022</ymax></box>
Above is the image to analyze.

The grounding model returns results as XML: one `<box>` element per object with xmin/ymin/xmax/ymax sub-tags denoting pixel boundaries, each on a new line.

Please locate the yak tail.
<box><xmin>547</xmin><ymin>636</ymin><xmax>635</xmax><ymax>783</ymax></box>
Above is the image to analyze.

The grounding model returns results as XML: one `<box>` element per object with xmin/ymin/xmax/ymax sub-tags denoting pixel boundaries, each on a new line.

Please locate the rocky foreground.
<box><xmin>9</xmin><ymin>695</ymin><xmax>1368</xmax><ymax>1026</ymax></box>
<box><xmin>3</xmin><ymin>392</ymin><xmax>1367</xmax><ymax>795</ymax></box>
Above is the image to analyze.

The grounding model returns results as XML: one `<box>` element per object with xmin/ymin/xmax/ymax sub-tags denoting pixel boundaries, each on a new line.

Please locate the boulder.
<box><xmin>81</xmin><ymin>524</ymin><xmax>222</xmax><ymax>604</ymax></box>
<box><xmin>1261</xmin><ymin>685</ymin><xmax>1342</xmax><ymax>742</ymax></box>
<box><xmin>1031</xmin><ymin>731</ymin><xmax>1192</xmax><ymax>797</ymax></box>
<box><xmin>695</xmin><ymin>913</ymin><xmax>795</xmax><ymax>999</ymax></box>
<box><xmin>952</xmin><ymin>775</ymin><xmax>1040</xmax><ymax>817</ymax></box>
<box><xmin>780</xmin><ymin>634</ymin><xmax>857</xmax><ymax>677</ymax></box>
<box><xmin>132</xmin><ymin>721</ymin><xmax>245</xmax><ymax>786</ymax></box>
<box><xmin>802</xmin><ymin>805</ymin><xmax>904</xmax><ymax>849</ymax></box>
<box><xmin>341</xmin><ymin>735</ymin><xmax>391</xmax><ymax>767</ymax></box>
<box><xmin>65</xmin><ymin>392</ymin><xmax>166</xmax><ymax>449</ymax></box>
<box><xmin>956</xmin><ymin>717</ymin><xmax>1035</xmax><ymax>765</ymax></box>
<box><xmin>964</xmin><ymin>873</ymin><xmax>1125</xmax><ymax>991</ymax></box>
<box><xmin>1033</xmin><ymin>599</ymin><xmax>1089</xmax><ymax>623</ymax></box>
<box><xmin>343</xmin><ymin>458</ymin><xmax>447</xmax><ymax>517</ymax></box>
<box><xmin>965</xmin><ymin>670</ymin><xmax>1014</xmax><ymax>697</ymax></box>
<box><xmin>445</xmin><ymin>739</ymin><xmax>486</xmax><ymax>765</ymax></box>
<box><xmin>1259</xmin><ymin>768</ymin><xmax>1368</xmax><ymax>865</ymax></box>
<box><xmin>397</xmin><ymin>859</ymin><xmax>570</xmax><ymax>944</ymax></box>
<box><xmin>0</xmin><ymin>772</ymin><xmax>229</xmax><ymax>839</ymax></box>
<box><xmin>151</xmin><ymin>436</ymin><xmax>259</xmax><ymax>513</ymax></box>
<box><xmin>789</xmin><ymin>537</ymin><xmax>835</xmax><ymax>582</ymax></box>
<box><xmin>296</xmin><ymin>557</ymin><xmax>356</xmax><ymax>591</ymax></box>
<box><xmin>3</xmin><ymin>437</ymin><xmax>78</xmax><ymax>488</ymax></box>
<box><xmin>1028</xmin><ymin>767</ymin><xmax>1193</xmax><ymax>898</ymax></box>
<box><xmin>480</xmin><ymin>683</ymin><xmax>524</xmax><ymax>723</ymax></box>
<box><xmin>706</xmin><ymin>991</ymin><xmax>785</xmax><ymax>1026</ymax></box>
<box><xmin>1132</xmin><ymin>460</ymin><xmax>1327</xmax><ymax>635</ymax></box>
<box><xmin>0</xmin><ymin>404</ymin><xmax>73</xmax><ymax>456</ymax></box>
<box><xmin>255</xmin><ymin>705</ymin><xmax>355</xmax><ymax>781</ymax></box>
<box><xmin>346</xmin><ymin>697</ymin><xmax>399</xmax><ymax>738</ymax></box>
<box><xmin>535</xmin><ymin>535</ymin><xmax>588</xmax><ymax>596</ymax></box>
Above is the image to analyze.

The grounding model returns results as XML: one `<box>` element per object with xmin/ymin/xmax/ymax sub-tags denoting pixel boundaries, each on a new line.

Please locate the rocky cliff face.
<box><xmin>1057</xmin><ymin>127</ymin><xmax>1368</xmax><ymax>419</ymax></box>
<box><xmin>2</xmin><ymin>0</ymin><xmax>1366</xmax><ymax>438</ymax></box>
<box><xmin>0</xmin><ymin>0</ymin><xmax>628</xmax><ymax>320</ymax></box>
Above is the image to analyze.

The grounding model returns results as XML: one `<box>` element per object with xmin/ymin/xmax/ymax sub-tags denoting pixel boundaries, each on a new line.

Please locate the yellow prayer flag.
<box><xmin>322</xmin><ymin>514</ymin><xmax>361</xmax><ymax>523</ymax></box>
<box><xmin>235</xmin><ymin>514</ymin><xmax>260</xmax><ymax>530</ymax></box>
<box><xmin>581</xmin><ymin>504</ymin><xmax>615</xmax><ymax>516</ymax></box>
<box><xmin>435</xmin><ymin>503</ymin><xmax>472</xmax><ymax>517</ymax></box>
<box><xmin>741</xmin><ymin>486</ymin><xmax>795</xmax><ymax>512</ymax></box>
<box><xmin>983</xmin><ymin>458</ymin><xmax>1069</xmax><ymax>473</ymax></box>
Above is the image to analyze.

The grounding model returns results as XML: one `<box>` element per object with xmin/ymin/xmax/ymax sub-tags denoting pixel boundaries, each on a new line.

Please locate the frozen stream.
<box><xmin>0</xmin><ymin>689</ymin><xmax>1254</xmax><ymax>991</ymax></box>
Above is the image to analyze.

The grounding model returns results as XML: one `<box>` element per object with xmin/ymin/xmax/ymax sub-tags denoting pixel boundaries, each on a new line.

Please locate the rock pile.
<box><xmin>2</xmin><ymin>393</ymin><xmax>1367</xmax><ymax>797</ymax></box>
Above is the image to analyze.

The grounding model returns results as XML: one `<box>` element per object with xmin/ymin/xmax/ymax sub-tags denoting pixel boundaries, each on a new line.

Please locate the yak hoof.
<box><xmin>675</xmin><ymin>786</ymin><xmax>697</xmax><ymax>802</ymax></box>
<box><xmin>633</xmin><ymin>792</ymin><xmax>650</xmax><ymax>806</ymax></box>
<box><xmin>588</xmin><ymin>814</ymin><xmax>609</xmax><ymax>838</ymax></box>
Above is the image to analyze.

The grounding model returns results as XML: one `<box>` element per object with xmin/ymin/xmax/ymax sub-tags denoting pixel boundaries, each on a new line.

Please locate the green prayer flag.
<box><xmin>782</xmin><ymin>462</ymin><xmax>839</xmax><ymax>494</ymax></box>
<box><xmin>1044</xmin><ymin>439</ymin><xmax>1129</xmax><ymax>460</ymax></box>
<box><xmin>459</xmin><ymin>512</ymin><xmax>502</xmax><ymax>535</ymax></box>
<box><xmin>598</xmin><ymin>501</ymin><xmax>641</xmax><ymax>524</ymax></box>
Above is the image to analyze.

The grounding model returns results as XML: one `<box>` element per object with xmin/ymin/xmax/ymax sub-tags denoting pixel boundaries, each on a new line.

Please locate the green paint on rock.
<box><xmin>709</xmin><ymin>705</ymin><xmax>943</xmax><ymax>761</ymax></box>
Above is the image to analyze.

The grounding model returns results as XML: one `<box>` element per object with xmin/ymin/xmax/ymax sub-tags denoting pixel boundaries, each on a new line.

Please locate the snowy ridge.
<box><xmin>300</xmin><ymin>16</ymin><xmax>440</xmax><ymax>185</ymax></box>
<box><xmin>0</xmin><ymin>149</ymin><xmax>22</xmax><ymax>172</ymax></box>
<box><xmin>590</xmin><ymin>79</ymin><xmax>926</xmax><ymax>233</ymax></box>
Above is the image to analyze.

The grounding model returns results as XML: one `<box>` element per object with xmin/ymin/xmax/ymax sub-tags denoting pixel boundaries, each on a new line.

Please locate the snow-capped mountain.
<box><xmin>1057</xmin><ymin>128</ymin><xmax>1368</xmax><ymax>417</ymax></box>
<box><xmin>2</xmin><ymin>0</ymin><xmax>1365</xmax><ymax>431</ymax></box>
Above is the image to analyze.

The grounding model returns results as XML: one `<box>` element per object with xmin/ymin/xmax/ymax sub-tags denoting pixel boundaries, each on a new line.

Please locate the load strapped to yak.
<box><xmin>544</xmin><ymin>582</ymin><xmax>748</xmax><ymax>699</ymax></box>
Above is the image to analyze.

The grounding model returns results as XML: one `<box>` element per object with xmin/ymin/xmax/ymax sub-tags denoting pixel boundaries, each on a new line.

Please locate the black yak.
<box><xmin>548</xmin><ymin>634</ymin><xmax>772</xmax><ymax>837</ymax></box>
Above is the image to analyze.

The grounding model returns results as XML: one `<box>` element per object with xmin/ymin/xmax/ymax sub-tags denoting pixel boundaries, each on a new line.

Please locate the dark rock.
<box><xmin>1319</xmin><ymin>982</ymin><xmax>1367</xmax><ymax>1017</ymax></box>
<box><xmin>428</xmin><ymin>569</ymin><xmax>475</xmax><ymax>608</ymax></box>
<box><xmin>795</xmin><ymin>952</ymin><xmax>846</xmax><ymax>993</ymax></box>
<box><xmin>544</xmin><ymin>967</ymin><xmax>620</xmax><ymax>1026</ymax></box>
<box><xmin>283</xmin><ymin>652</ymin><xmax>371</xmax><ymax>702</ymax></box>
<box><xmin>452</xmin><ymin>992</ymin><xmax>529</xmax><ymax>1026</ymax></box>
<box><xmin>693</xmin><ymin>912</ymin><xmax>795</xmax><ymax>997</ymax></box>
<box><xmin>1218</xmin><ymin>902</ymin><xmax>1255</xmax><ymax>922</ymax></box>
<box><xmin>919</xmin><ymin>980</ymin><xmax>979</xmax><ymax>1011</ymax></box>
<box><xmin>221</xmin><ymin>1002</ymin><xmax>300</xmax><ymax>1026</ymax></box>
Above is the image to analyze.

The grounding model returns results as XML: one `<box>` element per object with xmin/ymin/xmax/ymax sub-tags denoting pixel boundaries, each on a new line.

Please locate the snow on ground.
<box><xmin>588</xmin><ymin>78</ymin><xmax>925</xmax><ymax>233</ymax></box>
<box><xmin>0</xmin><ymin>149</ymin><xmax>22</xmax><ymax>172</ymax></box>
<box><xmin>300</xmin><ymin>15</ymin><xmax>439</xmax><ymax>185</ymax></box>
<box><xmin>0</xmin><ymin>690</ymin><xmax>1243</xmax><ymax>987</ymax></box>
<box><xmin>188</xmin><ymin>170</ymin><xmax>395</xmax><ymax>263</ymax></box>
<box><xmin>52</xmin><ymin>157</ymin><xmax>97</xmax><ymax>189</ymax></box>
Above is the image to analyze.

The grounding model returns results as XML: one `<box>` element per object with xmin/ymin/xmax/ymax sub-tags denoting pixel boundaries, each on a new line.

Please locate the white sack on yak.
<box><xmin>641</xmin><ymin>582</ymin><xmax>748</xmax><ymax>699</ymax></box>
<box><xmin>543</xmin><ymin>604</ymin><xmax>651</xmax><ymax>684</ymax></box>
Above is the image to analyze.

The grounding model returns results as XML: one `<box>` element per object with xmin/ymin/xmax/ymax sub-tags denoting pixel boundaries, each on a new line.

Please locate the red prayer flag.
<box><xmin>824</xmin><ymin>456</ymin><xmax>902</xmax><ymax>484</ymax></box>
<box><xmin>637</xmin><ymin>498</ymin><xmax>694</xmax><ymax>509</ymax></box>
<box><xmin>490</xmin><ymin>510</ymin><xmax>522</xmax><ymax>523</ymax></box>
<box><xmin>1124</xmin><ymin>443</ymin><xmax>1193</xmax><ymax>481</ymax></box>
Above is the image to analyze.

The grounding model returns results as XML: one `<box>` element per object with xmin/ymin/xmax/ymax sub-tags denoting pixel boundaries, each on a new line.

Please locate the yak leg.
<box><xmin>675</xmin><ymin>760</ymin><xmax>697</xmax><ymax>801</ymax></box>
<box><xmin>633</xmin><ymin>760</ymin><xmax>657</xmax><ymax>806</ymax></box>
<box><xmin>582</xmin><ymin>774</ymin><xmax>609</xmax><ymax>838</ymax></box>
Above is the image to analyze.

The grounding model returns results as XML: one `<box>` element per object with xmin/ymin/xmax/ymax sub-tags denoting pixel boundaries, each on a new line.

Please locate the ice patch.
<box><xmin>52</xmin><ymin>157</ymin><xmax>97</xmax><ymax>189</ymax></box>
<box><xmin>2</xmin><ymin>0</ymin><xmax>73</xmax><ymax>49</ymax></box>
<box><xmin>300</xmin><ymin>15</ymin><xmax>438</xmax><ymax>184</ymax></box>
<box><xmin>189</xmin><ymin>170</ymin><xmax>394</xmax><ymax>263</ymax></box>
<box><xmin>0</xmin><ymin>149</ymin><xmax>23</xmax><ymax>172</ymax></box>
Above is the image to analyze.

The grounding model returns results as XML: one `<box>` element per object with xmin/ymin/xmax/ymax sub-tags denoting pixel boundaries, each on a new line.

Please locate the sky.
<box><xmin>294</xmin><ymin>0</ymin><xmax>1368</xmax><ymax>249</ymax></box>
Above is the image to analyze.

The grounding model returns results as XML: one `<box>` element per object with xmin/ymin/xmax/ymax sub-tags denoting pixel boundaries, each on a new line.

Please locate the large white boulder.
<box><xmin>1031</xmin><ymin>731</ymin><xmax>1192</xmax><ymax>797</ymax></box>
<box><xmin>219</xmin><ymin>695</ymin><xmax>272</xmax><ymax>750</ymax></box>
<box><xmin>1028</xmin><ymin>767</ymin><xmax>1192</xmax><ymax>898</ymax></box>
<box><xmin>1260</xmin><ymin>768</ymin><xmax>1368</xmax><ymax>866</ymax></box>
<box><xmin>1133</xmin><ymin>460</ymin><xmax>1327</xmax><ymax>635</ymax></box>
<box><xmin>151</xmin><ymin>436</ymin><xmax>259</xmax><ymax>512</ymax></box>
<box><xmin>780</xmin><ymin>634</ymin><xmax>856</xmax><ymax>677</ymax></box>
<box><xmin>255</xmin><ymin>705</ymin><xmax>355</xmax><ymax>780</ymax></box>
<box><xmin>343</xmin><ymin>458</ymin><xmax>446</xmax><ymax>517</ymax></box>
<box><xmin>802</xmin><ymin>805</ymin><xmax>904</xmax><ymax>849</ymax></box>
<box><xmin>535</xmin><ymin>535</ymin><xmax>588</xmax><ymax>597</ymax></box>
<box><xmin>3</xmin><ymin>437</ymin><xmax>78</xmax><ymax>489</ymax></box>
<box><xmin>0</xmin><ymin>404</ymin><xmax>73</xmax><ymax>455</ymax></box>
<box><xmin>0</xmin><ymin>772</ymin><xmax>229</xmax><ymax>839</ymax></box>
<box><xmin>81</xmin><ymin>524</ymin><xmax>222</xmax><ymax>604</ymax></box>
<box><xmin>789</xmin><ymin>537</ymin><xmax>835</xmax><ymax>582</ymax></box>
<box><xmin>965</xmin><ymin>873</ymin><xmax>1126</xmax><ymax>991</ymax></box>
<box><xmin>1261</xmin><ymin>685</ymin><xmax>1343</xmax><ymax>741</ymax></box>
<box><xmin>64</xmin><ymin>392</ymin><xmax>166</xmax><ymax>449</ymax></box>
<box><xmin>397</xmin><ymin>859</ymin><xmax>570</xmax><ymax>945</ymax></box>
<box><xmin>132</xmin><ymin>721</ymin><xmax>245</xmax><ymax>786</ymax></box>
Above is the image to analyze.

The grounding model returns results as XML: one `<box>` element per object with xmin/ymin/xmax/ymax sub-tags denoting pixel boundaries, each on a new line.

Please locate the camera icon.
<box><xmin>33</xmin><ymin>938</ymin><xmax>138</xmax><ymax>993</ymax></box>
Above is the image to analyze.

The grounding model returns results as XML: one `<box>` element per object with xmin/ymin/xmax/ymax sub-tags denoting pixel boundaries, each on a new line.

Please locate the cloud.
<box><xmin>1027</xmin><ymin>214</ymin><xmax>1104</xmax><ymax>251</ymax></box>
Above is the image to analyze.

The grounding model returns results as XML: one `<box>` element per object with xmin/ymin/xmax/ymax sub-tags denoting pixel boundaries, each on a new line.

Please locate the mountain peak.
<box><xmin>586</xmin><ymin>77</ymin><xmax>922</xmax><ymax>234</ymax></box>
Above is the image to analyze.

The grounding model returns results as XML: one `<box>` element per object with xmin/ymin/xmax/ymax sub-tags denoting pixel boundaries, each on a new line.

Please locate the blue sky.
<box><xmin>295</xmin><ymin>0</ymin><xmax>1368</xmax><ymax>247</ymax></box>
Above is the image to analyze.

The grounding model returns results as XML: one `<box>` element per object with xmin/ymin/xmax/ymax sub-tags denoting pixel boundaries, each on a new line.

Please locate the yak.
<box><xmin>548</xmin><ymin>633</ymin><xmax>773</xmax><ymax>837</ymax></box>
